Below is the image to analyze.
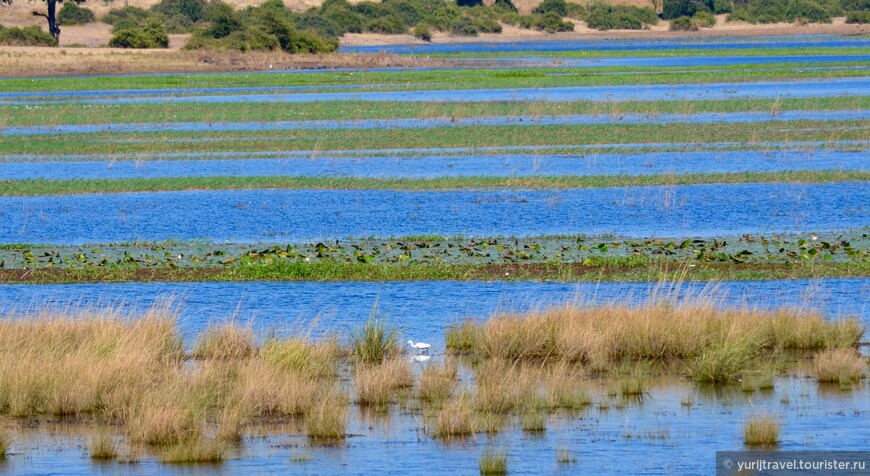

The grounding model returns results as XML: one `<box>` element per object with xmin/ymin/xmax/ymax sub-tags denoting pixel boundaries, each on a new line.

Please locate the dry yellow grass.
<box><xmin>305</xmin><ymin>391</ymin><xmax>349</xmax><ymax>441</ymax></box>
<box><xmin>814</xmin><ymin>348</ymin><xmax>866</xmax><ymax>384</ymax></box>
<box><xmin>192</xmin><ymin>323</ymin><xmax>257</xmax><ymax>359</ymax></box>
<box><xmin>354</xmin><ymin>358</ymin><xmax>414</xmax><ymax>406</ymax></box>
<box><xmin>433</xmin><ymin>391</ymin><xmax>476</xmax><ymax>438</ymax></box>
<box><xmin>419</xmin><ymin>361</ymin><xmax>458</xmax><ymax>403</ymax></box>
<box><xmin>455</xmin><ymin>299</ymin><xmax>863</xmax><ymax>368</ymax></box>
<box><xmin>744</xmin><ymin>414</ymin><xmax>780</xmax><ymax>446</ymax></box>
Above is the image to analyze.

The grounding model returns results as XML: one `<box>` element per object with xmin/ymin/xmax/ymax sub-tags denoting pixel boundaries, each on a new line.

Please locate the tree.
<box><xmin>14</xmin><ymin>0</ymin><xmax>88</xmax><ymax>44</ymax></box>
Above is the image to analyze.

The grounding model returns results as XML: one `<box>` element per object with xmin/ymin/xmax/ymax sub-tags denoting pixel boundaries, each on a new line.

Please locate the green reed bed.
<box><xmin>1</xmin><ymin>260</ymin><xmax>868</xmax><ymax>285</ymax></box>
<box><xmin>2</xmin><ymin>97</ymin><xmax>866</xmax><ymax>127</ymax></box>
<box><xmin>2</xmin><ymin>63</ymin><xmax>866</xmax><ymax>94</ymax></box>
<box><xmin>2</xmin><ymin>120</ymin><xmax>866</xmax><ymax>156</ymax></box>
<box><xmin>2</xmin><ymin>171</ymin><xmax>867</xmax><ymax>196</ymax></box>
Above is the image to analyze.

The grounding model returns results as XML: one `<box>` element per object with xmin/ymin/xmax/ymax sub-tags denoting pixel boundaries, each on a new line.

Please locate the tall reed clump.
<box><xmin>419</xmin><ymin>361</ymin><xmax>458</xmax><ymax>404</ymax></box>
<box><xmin>89</xmin><ymin>432</ymin><xmax>117</xmax><ymax>460</ymax></box>
<box><xmin>814</xmin><ymin>348</ymin><xmax>866</xmax><ymax>384</ymax></box>
<box><xmin>448</xmin><ymin>293</ymin><xmax>863</xmax><ymax>381</ymax></box>
<box><xmin>479</xmin><ymin>449</ymin><xmax>508</xmax><ymax>475</ymax></box>
<box><xmin>0</xmin><ymin>305</ymin><xmax>183</xmax><ymax>418</ymax></box>
<box><xmin>744</xmin><ymin>414</ymin><xmax>780</xmax><ymax>446</ymax></box>
<box><xmin>305</xmin><ymin>391</ymin><xmax>349</xmax><ymax>441</ymax></box>
<box><xmin>351</xmin><ymin>306</ymin><xmax>399</xmax><ymax>365</ymax></box>
<box><xmin>446</xmin><ymin>320</ymin><xmax>483</xmax><ymax>354</ymax></box>
<box><xmin>354</xmin><ymin>358</ymin><xmax>414</xmax><ymax>406</ymax></box>
<box><xmin>433</xmin><ymin>391</ymin><xmax>475</xmax><ymax>438</ymax></box>
<box><xmin>0</xmin><ymin>429</ymin><xmax>10</xmax><ymax>459</ymax></box>
<box><xmin>191</xmin><ymin>322</ymin><xmax>257</xmax><ymax>359</ymax></box>
<box><xmin>158</xmin><ymin>438</ymin><xmax>226</xmax><ymax>464</ymax></box>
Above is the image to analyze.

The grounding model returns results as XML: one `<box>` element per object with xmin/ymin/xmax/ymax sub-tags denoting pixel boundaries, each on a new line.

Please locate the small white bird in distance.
<box><xmin>407</xmin><ymin>340</ymin><xmax>431</xmax><ymax>355</ymax></box>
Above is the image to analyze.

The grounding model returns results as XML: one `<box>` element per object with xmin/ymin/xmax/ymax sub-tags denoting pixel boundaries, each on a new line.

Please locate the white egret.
<box><xmin>407</xmin><ymin>340</ymin><xmax>431</xmax><ymax>355</ymax></box>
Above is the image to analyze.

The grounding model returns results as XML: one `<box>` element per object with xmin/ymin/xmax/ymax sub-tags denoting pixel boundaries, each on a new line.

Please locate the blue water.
<box><xmin>0</xmin><ymin>278</ymin><xmax>866</xmax><ymax>347</ymax></box>
<box><xmin>0</xmin><ymin>182</ymin><xmax>866</xmax><ymax>244</ymax></box>
<box><xmin>342</xmin><ymin>36</ymin><xmax>870</xmax><ymax>54</ymax></box>
<box><xmin>479</xmin><ymin>54</ymin><xmax>870</xmax><ymax>68</ymax></box>
<box><xmin>4</xmin><ymin>110</ymin><xmax>868</xmax><ymax>136</ymax></box>
<box><xmin>4</xmin><ymin>140</ymin><xmax>867</xmax><ymax>163</ymax></box>
<box><xmin>6</xmin><ymin>78</ymin><xmax>869</xmax><ymax>105</ymax></box>
<box><xmin>340</xmin><ymin>36</ymin><xmax>870</xmax><ymax>54</ymax></box>
<box><xmin>1</xmin><ymin>149</ymin><xmax>866</xmax><ymax>180</ymax></box>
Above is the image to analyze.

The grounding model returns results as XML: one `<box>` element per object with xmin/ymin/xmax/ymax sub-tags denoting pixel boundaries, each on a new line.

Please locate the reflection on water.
<box><xmin>2</xmin><ymin>372</ymin><xmax>869</xmax><ymax>475</ymax></box>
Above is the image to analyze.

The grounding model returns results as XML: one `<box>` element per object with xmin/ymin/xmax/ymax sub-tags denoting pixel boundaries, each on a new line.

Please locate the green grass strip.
<box><xmin>0</xmin><ymin>260</ymin><xmax>866</xmax><ymax>284</ymax></box>
<box><xmin>3</xmin><ymin>171</ymin><xmax>867</xmax><ymax>196</ymax></box>
<box><xmin>1</xmin><ymin>96</ymin><xmax>867</xmax><ymax>127</ymax></box>
<box><xmin>2</xmin><ymin>120</ymin><xmax>866</xmax><ymax>156</ymax></box>
<box><xmin>2</xmin><ymin>62</ymin><xmax>866</xmax><ymax>93</ymax></box>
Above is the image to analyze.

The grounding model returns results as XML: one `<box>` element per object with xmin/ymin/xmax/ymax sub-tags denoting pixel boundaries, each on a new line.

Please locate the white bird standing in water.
<box><xmin>408</xmin><ymin>340</ymin><xmax>431</xmax><ymax>355</ymax></box>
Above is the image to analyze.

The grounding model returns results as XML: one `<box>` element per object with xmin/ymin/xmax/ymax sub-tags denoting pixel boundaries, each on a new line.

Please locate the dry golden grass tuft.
<box><xmin>433</xmin><ymin>391</ymin><xmax>476</xmax><ymax>438</ymax></box>
<box><xmin>419</xmin><ymin>361</ymin><xmax>458</xmax><ymax>404</ymax></box>
<box><xmin>354</xmin><ymin>358</ymin><xmax>414</xmax><ymax>406</ymax></box>
<box><xmin>452</xmin><ymin>296</ymin><xmax>862</xmax><ymax>375</ymax></box>
<box><xmin>192</xmin><ymin>323</ymin><xmax>257</xmax><ymax>359</ymax></box>
<box><xmin>814</xmin><ymin>348</ymin><xmax>866</xmax><ymax>384</ymax></box>
<box><xmin>744</xmin><ymin>414</ymin><xmax>780</xmax><ymax>446</ymax></box>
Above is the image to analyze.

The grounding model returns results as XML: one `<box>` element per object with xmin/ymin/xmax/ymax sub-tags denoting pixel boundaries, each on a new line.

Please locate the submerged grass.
<box><xmin>814</xmin><ymin>348</ymin><xmax>866</xmax><ymax>384</ymax></box>
<box><xmin>451</xmin><ymin>293</ymin><xmax>863</xmax><ymax>377</ymax></box>
<box><xmin>2</xmin><ymin>96</ymin><xmax>864</xmax><ymax>127</ymax></box>
<box><xmin>3</xmin><ymin>172</ymin><xmax>869</xmax><ymax>197</ymax></box>
<box><xmin>479</xmin><ymin>449</ymin><xmax>508</xmax><ymax>475</ymax></box>
<box><xmin>744</xmin><ymin>415</ymin><xmax>780</xmax><ymax>446</ymax></box>
<box><xmin>2</xmin><ymin>119</ymin><xmax>865</xmax><ymax>156</ymax></box>
<box><xmin>89</xmin><ymin>432</ymin><xmax>117</xmax><ymax>460</ymax></box>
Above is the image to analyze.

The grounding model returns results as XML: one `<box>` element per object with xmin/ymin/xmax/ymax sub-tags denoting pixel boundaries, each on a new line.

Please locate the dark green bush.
<box><xmin>109</xmin><ymin>20</ymin><xmax>169</xmax><ymax>48</ymax></box>
<box><xmin>151</xmin><ymin>0</ymin><xmax>208</xmax><ymax>22</ymax></box>
<box><xmin>669</xmin><ymin>14</ymin><xmax>697</xmax><ymax>28</ymax></box>
<box><xmin>693</xmin><ymin>10</ymin><xmax>717</xmax><ymax>25</ymax></box>
<box><xmin>296</xmin><ymin>13</ymin><xmax>341</xmax><ymax>36</ymax></box>
<box><xmin>449</xmin><ymin>15</ymin><xmax>478</xmax><ymax>35</ymax></box>
<box><xmin>0</xmin><ymin>25</ymin><xmax>57</xmax><ymax>46</ymax></box>
<box><xmin>366</xmin><ymin>14</ymin><xmax>407</xmax><ymax>33</ymax></box>
<box><xmin>59</xmin><ymin>2</ymin><xmax>96</xmax><ymax>25</ymax></box>
<box><xmin>585</xmin><ymin>3</ymin><xmax>657</xmax><ymax>29</ymax></box>
<box><xmin>565</xmin><ymin>3</ymin><xmax>587</xmax><ymax>19</ymax></box>
<box><xmin>322</xmin><ymin>7</ymin><xmax>365</xmax><ymax>34</ymax></box>
<box><xmin>662</xmin><ymin>0</ymin><xmax>710</xmax><ymax>18</ymax></box>
<box><xmin>473</xmin><ymin>16</ymin><xmax>503</xmax><ymax>32</ymax></box>
<box><xmin>727</xmin><ymin>0</ymin><xmax>834</xmax><ymax>23</ymax></box>
<box><xmin>102</xmin><ymin>6</ymin><xmax>149</xmax><ymax>25</ymax></box>
<box><xmin>494</xmin><ymin>0</ymin><xmax>518</xmax><ymax>12</ymax></box>
<box><xmin>533</xmin><ymin>0</ymin><xmax>568</xmax><ymax>15</ymax></box>
<box><xmin>414</xmin><ymin>23</ymin><xmax>432</xmax><ymax>40</ymax></box>
<box><xmin>535</xmin><ymin>11</ymin><xmax>575</xmax><ymax>31</ymax></box>
<box><xmin>846</xmin><ymin>10</ymin><xmax>870</xmax><ymax>21</ymax></box>
<box><xmin>205</xmin><ymin>9</ymin><xmax>242</xmax><ymax>38</ymax></box>
<box><xmin>163</xmin><ymin>13</ymin><xmax>196</xmax><ymax>33</ymax></box>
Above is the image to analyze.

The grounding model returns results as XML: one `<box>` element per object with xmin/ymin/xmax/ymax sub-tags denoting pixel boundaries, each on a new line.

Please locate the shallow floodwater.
<box><xmin>7</xmin><ymin>78</ymin><xmax>868</xmax><ymax>105</ymax></box>
<box><xmin>4</xmin><ymin>110</ymin><xmax>867</xmax><ymax>136</ymax></box>
<box><xmin>339</xmin><ymin>35</ymin><xmax>870</xmax><ymax>54</ymax></box>
<box><xmin>2</xmin><ymin>149</ymin><xmax>866</xmax><ymax>180</ymax></box>
<box><xmin>1</xmin><ymin>279</ymin><xmax>869</xmax><ymax>475</ymax></box>
<box><xmin>0</xmin><ymin>182</ymin><xmax>866</xmax><ymax>243</ymax></box>
<box><xmin>0</xmin><ymin>278</ymin><xmax>867</xmax><ymax>345</ymax></box>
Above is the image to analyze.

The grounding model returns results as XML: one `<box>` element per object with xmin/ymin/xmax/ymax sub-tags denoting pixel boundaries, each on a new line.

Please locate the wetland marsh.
<box><xmin>0</xmin><ymin>35</ymin><xmax>867</xmax><ymax>474</ymax></box>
